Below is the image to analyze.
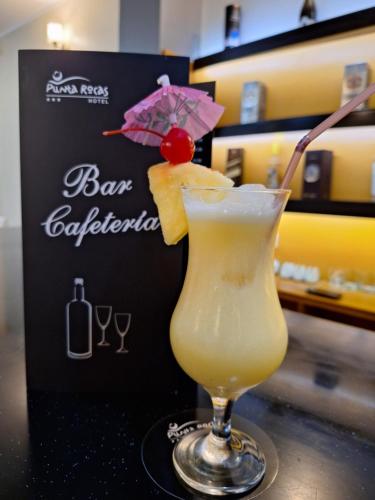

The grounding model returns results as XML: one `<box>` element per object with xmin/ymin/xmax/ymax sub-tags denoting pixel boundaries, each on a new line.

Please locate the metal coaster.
<box><xmin>141</xmin><ymin>408</ymin><xmax>279</xmax><ymax>499</ymax></box>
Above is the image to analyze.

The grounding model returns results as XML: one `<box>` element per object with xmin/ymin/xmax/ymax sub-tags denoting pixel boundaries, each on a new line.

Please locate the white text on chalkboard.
<box><xmin>41</xmin><ymin>163</ymin><xmax>160</xmax><ymax>247</ymax></box>
<box><xmin>63</xmin><ymin>164</ymin><xmax>133</xmax><ymax>198</ymax></box>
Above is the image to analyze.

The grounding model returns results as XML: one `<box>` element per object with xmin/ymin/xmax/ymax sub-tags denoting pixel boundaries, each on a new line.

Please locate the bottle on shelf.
<box><xmin>66</xmin><ymin>277</ymin><xmax>92</xmax><ymax>360</ymax></box>
<box><xmin>225</xmin><ymin>4</ymin><xmax>241</xmax><ymax>48</ymax></box>
<box><xmin>371</xmin><ymin>160</ymin><xmax>375</xmax><ymax>201</ymax></box>
<box><xmin>299</xmin><ymin>0</ymin><xmax>317</xmax><ymax>26</ymax></box>
<box><xmin>266</xmin><ymin>139</ymin><xmax>281</xmax><ymax>189</ymax></box>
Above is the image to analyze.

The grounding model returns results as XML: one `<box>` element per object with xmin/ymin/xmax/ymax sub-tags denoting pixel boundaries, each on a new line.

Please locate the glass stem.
<box><xmin>211</xmin><ymin>397</ymin><xmax>233</xmax><ymax>442</ymax></box>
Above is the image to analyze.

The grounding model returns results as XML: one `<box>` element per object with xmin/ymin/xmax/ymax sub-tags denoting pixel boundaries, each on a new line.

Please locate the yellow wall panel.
<box><xmin>275</xmin><ymin>212</ymin><xmax>375</xmax><ymax>280</ymax></box>
<box><xmin>192</xmin><ymin>30</ymin><xmax>375</xmax><ymax>126</ymax></box>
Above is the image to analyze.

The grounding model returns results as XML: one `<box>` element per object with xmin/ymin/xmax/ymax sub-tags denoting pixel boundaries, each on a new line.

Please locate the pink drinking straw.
<box><xmin>280</xmin><ymin>83</ymin><xmax>375</xmax><ymax>189</ymax></box>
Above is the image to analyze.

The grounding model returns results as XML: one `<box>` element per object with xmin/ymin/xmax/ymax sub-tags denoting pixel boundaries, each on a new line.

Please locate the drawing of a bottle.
<box><xmin>66</xmin><ymin>277</ymin><xmax>92</xmax><ymax>359</ymax></box>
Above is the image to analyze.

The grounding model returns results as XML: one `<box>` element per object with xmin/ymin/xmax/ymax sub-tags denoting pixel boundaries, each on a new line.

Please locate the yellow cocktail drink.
<box><xmin>171</xmin><ymin>208</ymin><xmax>287</xmax><ymax>398</ymax></box>
<box><xmin>171</xmin><ymin>187</ymin><xmax>288</xmax><ymax>398</ymax></box>
<box><xmin>170</xmin><ymin>186</ymin><xmax>290</xmax><ymax>496</ymax></box>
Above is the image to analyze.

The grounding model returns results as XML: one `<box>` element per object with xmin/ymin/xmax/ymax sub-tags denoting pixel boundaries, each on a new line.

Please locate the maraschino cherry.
<box><xmin>103</xmin><ymin>125</ymin><xmax>195</xmax><ymax>165</ymax></box>
<box><xmin>160</xmin><ymin>126</ymin><xmax>195</xmax><ymax>164</ymax></box>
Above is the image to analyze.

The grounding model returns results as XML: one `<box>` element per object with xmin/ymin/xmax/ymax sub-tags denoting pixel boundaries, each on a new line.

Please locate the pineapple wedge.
<box><xmin>148</xmin><ymin>161</ymin><xmax>234</xmax><ymax>245</ymax></box>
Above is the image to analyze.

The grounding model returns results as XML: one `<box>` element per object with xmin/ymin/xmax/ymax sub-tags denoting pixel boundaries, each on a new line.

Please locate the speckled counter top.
<box><xmin>1</xmin><ymin>309</ymin><xmax>374</xmax><ymax>500</ymax></box>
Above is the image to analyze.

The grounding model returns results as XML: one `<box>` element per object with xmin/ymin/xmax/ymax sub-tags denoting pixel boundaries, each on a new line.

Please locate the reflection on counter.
<box><xmin>254</xmin><ymin>310</ymin><xmax>375</xmax><ymax>438</ymax></box>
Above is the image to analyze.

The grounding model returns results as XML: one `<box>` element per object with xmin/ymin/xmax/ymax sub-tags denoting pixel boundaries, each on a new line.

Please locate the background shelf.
<box><xmin>195</xmin><ymin>8</ymin><xmax>375</xmax><ymax>220</ymax></box>
<box><xmin>214</xmin><ymin>110</ymin><xmax>375</xmax><ymax>137</ymax></box>
<box><xmin>285</xmin><ymin>200</ymin><xmax>375</xmax><ymax>218</ymax></box>
<box><xmin>193</xmin><ymin>7</ymin><xmax>375</xmax><ymax>69</ymax></box>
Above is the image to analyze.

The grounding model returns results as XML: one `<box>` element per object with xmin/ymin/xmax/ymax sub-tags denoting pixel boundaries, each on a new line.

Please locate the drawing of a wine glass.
<box><xmin>95</xmin><ymin>306</ymin><xmax>112</xmax><ymax>347</ymax></box>
<box><xmin>114</xmin><ymin>313</ymin><xmax>131</xmax><ymax>354</ymax></box>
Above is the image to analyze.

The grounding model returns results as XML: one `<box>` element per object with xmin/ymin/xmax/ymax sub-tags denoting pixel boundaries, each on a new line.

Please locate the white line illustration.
<box><xmin>114</xmin><ymin>313</ymin><xmax>131</xmax><ymax>354</ymax></box>
<box><xmin>95</xmin><ymin>306</ymin><xmax>112</xmax><ymax>347</ymax></box>
<box><xmin>46</xmin><ymin>94</ymin><xmax>98</xmax><ymax>99</ymax></box>
<box><xmin>65</xmin><ymin>277</ymin><xmax>92</xmax><ymax>360</ymax></box>
<box><xmin>48</xmin><ymin>71</ymin><xmax>90</xmax><ymax>85</ymax></box>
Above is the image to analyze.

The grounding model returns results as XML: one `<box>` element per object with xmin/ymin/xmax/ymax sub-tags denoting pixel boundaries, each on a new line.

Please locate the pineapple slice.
<box><xmin>148</xmin><ymin>161</ymin><xmax>234</xmax><ymax>245</ymax></box>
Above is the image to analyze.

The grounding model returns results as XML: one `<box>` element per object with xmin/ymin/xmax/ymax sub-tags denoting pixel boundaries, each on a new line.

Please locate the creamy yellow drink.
<box><xmin>170</xmin><ymin>186</ymin><xmax>288</xmax><ymax>399</ymax></box>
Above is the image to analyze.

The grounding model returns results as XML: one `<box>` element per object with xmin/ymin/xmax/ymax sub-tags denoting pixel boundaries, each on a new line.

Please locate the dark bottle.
<box><xmin>299</xmin><ymin>0</ymin><xmax>317</xmax><ymax>26</ymax></box>
<box><xmin>66</xmin><ymin>277</ymin><xmax>92</xmax><ymax>359</ymax></box>
<box><xmin>225</xmin><ymin>4</ymin><xmax>241</xmax><ymax>48</ymax></box>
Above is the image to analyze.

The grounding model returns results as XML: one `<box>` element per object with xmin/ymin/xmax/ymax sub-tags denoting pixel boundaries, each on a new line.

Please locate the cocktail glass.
<box><xmin>96</xmin><ymin>305</ymin><xmax>112</xmax><ymax>347</ymax></box>
<box><xmin>114</xmin><ymin>313</ymin><xmax>131</xmax><ymax>353</ymax></box>
<box><xmin>170</xmin><ymin>186</ymin><xmax>290</xmax><ymax>496</ymax></box>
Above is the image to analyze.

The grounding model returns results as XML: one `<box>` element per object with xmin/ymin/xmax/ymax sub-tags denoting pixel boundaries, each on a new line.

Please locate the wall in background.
<box><xmin>0</xmin><ymin>0</ymin><xmax>120</xmax><ymax>227</ymax></box>
<box><xmin>157</xmin><ymin>1</ymin><xmax>375</xmax><ymax>58</ymax></box>
<box><xmin>276</xmin><ymin>213</ymin><xmax>375</xmax><ymax>281</ymax></box>
<box><xmin>159</xmin><ymin>0</ymin><xmax>202</xmax><ymax>59</ymax></box>
<box><xmin>200</xmin><ymin>0</ymin><xmax>375</xmax><ymax>57</ymax></box>
<box><xmin>120</xmin><ymin>0</ymin><xmax>160</xmax><ymax>53</ymax></box>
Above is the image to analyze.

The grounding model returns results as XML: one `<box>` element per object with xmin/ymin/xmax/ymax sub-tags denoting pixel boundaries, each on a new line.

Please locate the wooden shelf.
<box><xmin>285</xmin><ymin>200</ymin><xmax>375</xmax><ymax>218</ymax></box>
<box><xmin>214</xmin><ymin>110</ymin><xmax>375</xmax><ymax>137</ymax></box>
<box><xmin>276</xmin><ymin>277</ymin><xmax>375</xmax><ymax>329</ymax></box>
<box><xmin>193</xmin><ymin>8</ymin><xmax>375</xmax><ymax>69</ymax></box>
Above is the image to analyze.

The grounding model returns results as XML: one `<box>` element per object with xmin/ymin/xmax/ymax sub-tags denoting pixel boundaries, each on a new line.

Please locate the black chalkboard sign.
<box><xmin>19</xmin><ymin>50</ymin><xmax>205</xmax><ymax>393</ymax></box>
<box><xmin>191</xmin><ymin>82</ymin><xmax>215</xmax><ymax>168</ymax></box>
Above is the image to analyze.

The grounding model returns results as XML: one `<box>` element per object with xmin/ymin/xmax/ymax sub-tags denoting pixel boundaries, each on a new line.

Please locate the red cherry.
<box><xmin>160</xmin><ymin>127</ymin><xmax>195</xmax><ymax>165</ymax></box>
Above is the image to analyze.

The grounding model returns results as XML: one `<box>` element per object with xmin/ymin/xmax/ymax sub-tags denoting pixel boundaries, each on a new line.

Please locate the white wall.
<box><xmin>159</xmin><ymin>0</ymin><xmax>202</xmax><ymax>59</ymax></box>
<box><xmin>120</xmin><ymin>0</ymin><xmax>160</xmax><ymax>53</ymax></box>
<box><xmin>200</xmin><ymin>0</ymin><xmax>375</xmax><ymax>56</ymax></box>
<box><xmin>0</xmin><ymin>0</ymin><xmax>120</xmax><ymax>227</ymax></box>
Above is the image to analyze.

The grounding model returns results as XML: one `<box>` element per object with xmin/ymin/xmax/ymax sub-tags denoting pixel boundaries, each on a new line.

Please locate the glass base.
<box><xmin>97</xmin><ymin>340</ymin><xmax>110</xmax><ymax>347</ymax></box>
<box><xmin>142</xmin><ymin>409</ymin><xmax>278</xmax><ymax>499</ymax></box>
<box><xmin>173</xmin><ymin>427</ymin><xmax>265</xmax><ymax>496</ymax></box>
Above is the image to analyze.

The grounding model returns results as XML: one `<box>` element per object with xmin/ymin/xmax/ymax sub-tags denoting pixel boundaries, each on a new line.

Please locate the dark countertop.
<box><xmin>0</xmin><ymin>228</ymin><xmax>374</xmax><ymax>499</ymax></box>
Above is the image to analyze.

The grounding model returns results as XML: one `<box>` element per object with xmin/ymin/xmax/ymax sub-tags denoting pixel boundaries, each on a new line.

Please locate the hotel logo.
<box><xmin>45</xmin><ymin>70</ymin><xmax>109</xmax><ymax>104</ymax></box>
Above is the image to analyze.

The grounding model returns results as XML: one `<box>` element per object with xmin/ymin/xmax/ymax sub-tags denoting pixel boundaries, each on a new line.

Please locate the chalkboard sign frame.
<box><xmin>19</xmin><ymin>50</ymin><xmax>212</xmax><ymax>394</ymax></box>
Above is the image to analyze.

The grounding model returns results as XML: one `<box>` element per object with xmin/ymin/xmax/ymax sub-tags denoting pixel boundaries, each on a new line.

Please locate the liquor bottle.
<box><xmin>240</xmin><ymin>81</ymin><xmax>266</xmax><ymax>124</ymax></box>
<box><xmin>341</xmin><ymin>63</ymin><xmax>370</xmax><ymax>110</ymax></box>
<box><xmin>66</xmin><ymin>277</ymin><xmax>92</xmax><ymax>359</ymax></box>
<box><xmin>266</xmin><ymin>141</ymin><xmax>281</xmax><ymax>189</ymax></box>
<box><xmin>302</xmin><ymin>150</ymin><xmax>333</xmax><ymax>200</ymax></box>
<box><xmin>371</xmin><ymin>161</ymin><xmax>375</xmax><ymax>200</ymax></box>
<box><xmin>299</xmin><ymin>0</ymin><xmax>316</xmax><ymax>26</ymax></box>
<box><xmin>225</xmin><ymin>148</ymin><xmax>244</xmax><ymax>186</ymax></box>
<box><xmin>225</xmin><ymin>5</ymin><xmax>241</xmax><ymax>48</ymax></box>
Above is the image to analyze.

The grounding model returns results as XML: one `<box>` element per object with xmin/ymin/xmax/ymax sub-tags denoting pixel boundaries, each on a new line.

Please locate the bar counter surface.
<box><xmin>0</xmin><ymin>229</ymin><xmax>374</xmax><ymax>499</ymax></box>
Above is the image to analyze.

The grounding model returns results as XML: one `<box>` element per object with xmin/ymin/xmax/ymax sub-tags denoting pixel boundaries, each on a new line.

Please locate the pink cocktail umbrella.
<box><xmin>105</xmin><ymin>74</ymin><xmax>224</xmax><ymax>147</ymax></box>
